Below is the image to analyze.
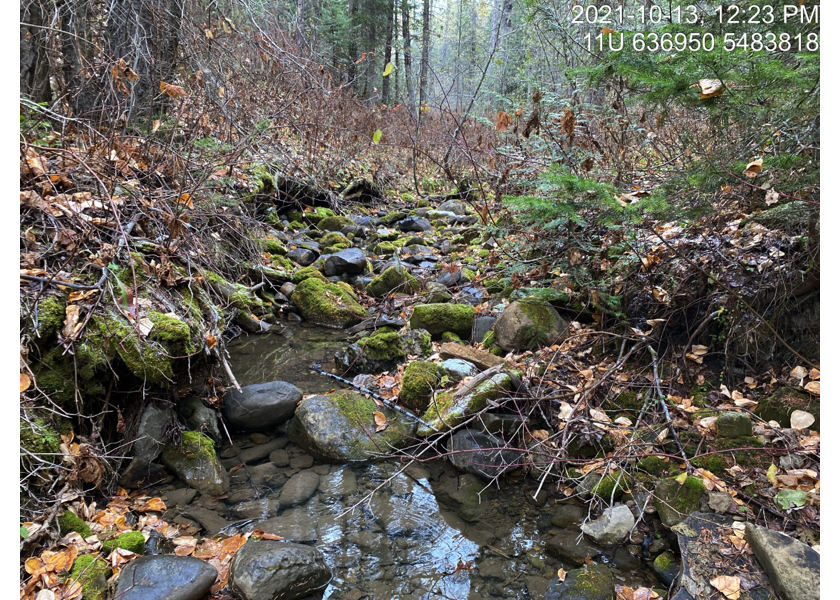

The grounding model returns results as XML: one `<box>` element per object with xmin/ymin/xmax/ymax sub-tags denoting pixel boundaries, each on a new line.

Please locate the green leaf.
<box><xmin>20</xmin><ymin>526</ymin><xmax>28</xmax><ymax>539</ymax></box>
<box><xmin>372</xmin><ymin>129</ymin><xmax>383</xmax><ymax>145</ymax></box>
<box><xmin>382</xmin><ymin>62</ymin><xmax>394</xmax><ymax>77</ymax></box>
<box><xmin>773</xmin><ymin>488</ymin><xmax>808</xmax><ymax>511</ymax></box>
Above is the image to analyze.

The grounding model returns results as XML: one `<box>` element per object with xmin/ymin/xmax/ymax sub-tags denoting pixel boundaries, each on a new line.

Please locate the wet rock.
<box><xmin>161</xmin><ymin>432</ymin><xmax>229</xmax><ymax>496</ymax></box>
<box><xmin>229</xmin><ymin>540</ymin><xmax>331</xmax><ymax>600</ymax></box>
<box><xmin>222</xmin><ymin>382</ymin><xmax>302</xmax><ymax>432</ymax></box>
<box><xmin>323</xmin><ymin>248</ymin><xmax>367</xmax><ymax>277</ymax></box>
<box><xmin>545</xmin><ymin>564</ymin><xmax>614</xmax><ymax>600</ymax></box>
<box><xmin>717</xmin><ymin>412</ymin><xmax>753</xmax><ymax>437</ymax></box>
<box><xmin>652</xmin><ymin>551</ymin><xmax>680</xmax><ymax>587</ymax></box>
<box><xmin>289</xmin><ymin>454</ymin><xmax>314</xmax><ymax>469</ymax></box>
<box><xmin>287</xmin><ymin>391</ymin><xmax>417</xmax><ymax>462</ymax></box>
<box><xmin>446</xmin><ymin>429</ymin><xmax>522</xmax><ymax>480</ymax></box>
<box><xmin>418</xmin><ymin>368</ymin><xmax>512</xmax><ymax>436</ymax></box>
<box><xmin>291</xmin><ymin>278</ymin><xmax>367</xmax><ymax>329</ymax></box>
<box><xmin>471</xmin><ymin>316</ymin><xmax>496</xmax><ymax>344</ymax></box>
<box><xmin>551</xmin><ymin>502</ymin><xmax>586</xmax><ymax>528</ymax></box>
<box><xmin>581</xmin><ymin>504</ymin><xmax>635</xmax><ymax>545</ymax></box>
<box><xmin>653</xmin><ymin>476</ymin><xmax>706</xmax><ymax>527</ymax></box>
<box><xmin>409</xmin><ymin>303</ymin><xmax>475</xmax><ymax>339</ymax></box>
<box><xmin>546</xmin><ymin>530</ymin><xmax>602</xmax><ymax>566</ymax></box>
<box><xmin>398</xmin><ymin>217</ymin><xmax>432</xmax><ymax>232</ymax></box>
<box><xmin>278</xmin><ymin>471</ymin><xmax>321</xmax><ymax>508</ymax></box>
<box><xmin>334</xmin><ymin>330</ymin><xmax>407</xmax><ymax>374</ymax></box>
<box><xmin>441</xmin><ymin>358</ymin><xmax>478</xmax><ymax>381</ymax></box>
<box><xmin>250</xmin><ymin>463</ymin><xmax>287</xmax><ymax>487</ymax></box>
<box><xmin>435</xmin><ymin>269</ymin><xmax>462</xmax><ymax>288</ymax></box>
<box><xmin>180</xmin><ymin>397</ymin><xmax>222</xmax><ymax>446</ymax></box>
<box><xmin>222</xmin><ymin>437</ymin><xmax>288</xmax><ymax>467</ymax></box>
<box><xmin>120</xmin><ymin>458</ymin><xmax>171</xmax><ymax>489</ymax></box>
<box><xmin>250</xmin><ymin>433</ymin><xmax>272</xmax><ymax>444</ymax></box>
<box><xmin>164</xmin><ymin>487</ymin><xmax>197</xmax><ymax>508</ymax></box>
<box><xmin>435</xmin><ymin>473</ymin><xmax>494</xmax><ymax>522</ymax></box>
<box><xmin>493</xmin><ymin>301</ymin><xmax>569</xmax><ymax>351</ymax></box>
<box><xmin>460</xmin><ymin>286</ymin><xmax>486</xmax><ymax>306</ymax></box>
<box><xmin>228</xmin><ymin>498</ymin><xmax>278</xmax><ymax>521</ymax></box>
<box><xmin>398</xmin><ymin>361</ymin><xmax>445</xmax><ymax>411</ymax></box>
<box><xmin>746</xmin><ymin>523</ymin><xmax>820</xmax><ymax>600</ymax></box>
<box><xmin>255</xmin><ymin>509</ymin><xmax>319</xmax><ymax>543</ymax></box>
<box><xmin>269</xmin><ymin>449</ymin><xmax>290</xmax><ymax>467</ymax></box>
<box><xmin>288</xmin><ymin>247</ymin><xmax>319</xmax><ymax>266</ymax></box>
<box><xmin>134</xmin><ymin>403</ymin><xmax>175</xmax><ymax>462</ymax></box>
<box><xmin>114</xmin><ymin>555</ymin><xmax>217</xmax><ymax>600</ymax></box>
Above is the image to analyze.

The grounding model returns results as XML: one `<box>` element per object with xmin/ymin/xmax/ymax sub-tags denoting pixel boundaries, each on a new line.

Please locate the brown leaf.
<box><xmin>160</xmin><ymin>81</ymin><xmax>187</xmax><ymax>99</ymax></box>
<box><xmin>495</xmin><ymin>111</ymin><xmax>512</xmax><ymax>132</ymax></box>
<box><xmin>62</xmin><ymin>305</ymin><xmax>83</xmax><ymax>340</ymax></box>
<box><xmin>374</xmin><ymin>411</ymin><xmax>389</xmax><ymax>433</ymax></box>
<box><xmin>136</xmin><ymin>497</ymin><xmax>167</xmax><ymax>513</ymax></box>
<box><xmin>743</xmin><ymin>158</ymin><xmax>763</xmax><ymax>178</ymax></box>
<box><xmin>709</xmin><ymin>575</ymin><xmax>741</xmax><ymax>599</ymax></box>
<box><xmin>21</xmin><ymin>372</ymin><xmax>31</xmax><ymax>393</ymax></box>
<box><xmin>175</xmin><ymin>193</ymin><xmax>194</xmax><ymax>209</ymax></box>
<box><xmin>804</xmin><ymin>381</ymin><xmax>820</xmax><ymax>395</ymax></box>
<box><xmin>560</xmin><ymin>109</ymin><xmax>576</xmax><ymax>138</ymax></box>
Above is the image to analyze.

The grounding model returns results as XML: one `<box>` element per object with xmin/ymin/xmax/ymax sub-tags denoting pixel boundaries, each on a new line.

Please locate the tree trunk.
<box><xmin>419</xmin><ymin>0</ymin><xmax>430</xmax><ymax>111</ymax></box>
<box><xmin>401</xmin><ymin>0</ymin><xmax>415</xmax><ymax>107</ymax></box>
<box><xmin>20</xmin><ymin>0</ymin><xmax>53</xmax><ymax>104</ymax></box>
<box><xmin>381</xmin><ymin>0</ymin><xmax>394</xmax><ymax>104</ymax></box>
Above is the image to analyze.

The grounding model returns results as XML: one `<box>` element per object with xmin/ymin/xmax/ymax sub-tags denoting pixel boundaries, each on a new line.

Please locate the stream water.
<box><xmin>154</xmin><ymin>326</ymin><xmax>660</xmax><ymax>598</ymax></box>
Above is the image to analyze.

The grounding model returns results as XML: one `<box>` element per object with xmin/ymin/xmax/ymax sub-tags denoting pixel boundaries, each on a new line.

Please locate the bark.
<box><xmin>401</xmin><ymin>0</ymin><xmax>415</xmax><ymax>107</ymax></box>
<box><xmin>20</xmin><ymin>0</ymin><xmax>53</xmax><ymax>104</ymax></box>
<box><xmin>419</xmin><ymin>0</ymin><xmax>430</xmax><ymax>109</ymax></box>
<box><xmin>381</xmin><ymin>0</ymin><xmax>394</xmax><ymax>104</ymax></box>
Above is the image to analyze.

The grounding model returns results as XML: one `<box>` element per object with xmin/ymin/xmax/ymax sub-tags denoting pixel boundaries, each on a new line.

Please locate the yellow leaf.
<box><xmin>382</xmin><ymin>62</ymin><xmax>394</xmax><ymax>77</ymax></box>
<box><xmin>766</xmin><ymin>463</ymin><xmax>777</xmax><ymax>485</ymax></box>
<box><xmin>374</xmin><ymin>411</ymin><xmax>389</xmax><ymax>433</ymax></box>
<box><xmin>556</xmin><ymin>568</ymin><xmax>567</xmax><ymax>581</ymax></box>
<box><xmin>710</xmin><ymin>575</ymin><xmax>741</xmax><ymax>600</ymax></box>
<box><xmin>204</xmin><ymin>28</ymin><xmax>214</xmax><ymax>39</ymax></box>
<box><xmin>137</xmin><ymin>497</ymin><xmax>167</xmax><ymax>513</ymax></box>
<box><xmin>176</xmin><ymin>193</ymin><xmax>194</xmax><ymax>209</ymax></box>
<box><xmin>674</xmin><ymin>472</ymin><xmax>688</xmax><ymax>485</ymax></box>
<box><xmin>790</xmin><ymin>410</ymin><xmax>815</xmax><ymax>429</ymax></box>
<box><xmin>804</xmin><ymin>381</ymin><xmax>820</xmax><ymax>395</ymax></box>
<box><xmin>20</xmin><ymin>372</ymin><xmax>31</xmax><ymax>393</ymax></box>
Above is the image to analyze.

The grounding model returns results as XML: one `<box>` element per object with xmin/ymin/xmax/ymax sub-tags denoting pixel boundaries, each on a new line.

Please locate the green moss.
<box><xmin>592</xmin><ymin>472</ymin><xmax>631</xmax><ymax>499</ymax></box>
<box><xmin>654</xmin><ymin>550</ymin><xmax>676</xmax><ymax>571</ymax></box>
<box><xmin>509</xmin><ymin>287</ymin><xmax>571</xmax><ymax>305</ymax></box>
<box><xmin>59</xmin><ymin>511</ymin><xmax>93</xmax><ymax>538</ymax></box>
<box><xmin>68</xmin><ymin>555</ymin><xmax>110</xmax><ymax>600</ymax></box>
<box><xmin>441</xmin><ymin>332</ymin><xmax>462</xmax><ymax>343</ymax></box>
<box><xmin>690</xmin><ymin>385</ymin><xmax>709</xmax><ymax>408</ymax></box>
<box><xmin>477</xmin><ymin>249</ymin><xmax>490</xmax><ymax>259</ymax></box>
<box><xmin>380</xmin><ymin>211</ymin><xmax>405</xmax><ymax>224</ymax></box>
<box><xmin>607</xmin><ymin>390</ymin><xmax>644</xmax><ymax>412</ymax></box>
<box><xmin>481</xmin><ymin>330</ymin><xmax>496</xmax><ymax>349</ymax></box>
<box><xmin>91</xmin><ymin>311</ymin><xmax>174</xmax><ymax>385</ymax></box>
<box><xmin>638</xmin><ymin>456</ymin><xmax>672</xmax><ymax>476</ymax></box>
<box><xmin>260</xmin><ymin>239</ymin><xmax>288</xmax><ymax>256</ymax></box>
<box><xmin>270</xmin><ymin>256</ymin><xmax>296</xmax><ymax>272</ymax></box>
<box><xmin>163</xmin><ymin>431</ymin><xmax>216</xmax><ymax>464</ymax></box>
<box><xmin>370</xmin><ymin>241</ymin><xmax>397</xmax><ymax>254</ymax></box>
<box><xmin>400</xmin><ymin>192</ymin><xmax>414</xmax><ymax>201</ymax></box>
<box><xmin>291</xmin><ymin>266</ymin><xmax>327</xmax><ymax>284</ymax></box>
<box><xmin>711</xmin><ymin>436</ymin><xmax>765</xmax><ymax>468</ymax></box>
<box><xmin>462</xmin><ymin>268</ymin><xmax>476</xmax><ymax>281</ymax></box>
<box><xmin>359</xmin><ymin>331</ymin><xmax>406</xmax><ymax>361</ymax></box>
<box><xmin>409</xmin><ymin>304</ymin><xmax>475</xmax><ymax>338</ymax></box>
<box><xmin>35</xmin><ymin>295</ymin><xmax>66</xmax><ymax>338</ymax></box>
<box><xmin>148</xmin><ymin>312</ymin><xmax>198</xmax><ymax>355</ymax></box>
<box><xmin>291</xmin><ymin>277</ymin><xmax>367</xmax><ymax>328</ymax></box>
<box><xmin>755</xmin><ymin>387</ymin><xmax>819</xmax><ymax>431</ymax></box>
<box><xmin>399</xmin><ymin>361</ymin><xmax>445</xmax><ymax>411</ymax></box>
<box><xmin>287</xmin><ymin>220</ymin><xmax>305</xmax><ymax>230</ymax></box>
<box><xmin>320</xmin><ymin>232</ymin><xmax>350</xmax><ymax>247</ymax></box>
<box><xmin>102</xmin><ymin>531</ymin><xmax>145</xmax><ymax>554</ymax></box>
<box><xmin>20</xmin><ymin>416</ymin><xmax>61</xmax><ymax>458</ymax></box>
<box><xmin>691</xmin><ymin>453</ymin><xmax>729</xmax><ymax>475</ymax></box>
<box><xmin>318</xmin><ymin>215</ymin><xmax>354</xmax><ymax>231</ymax></box>
<box><xmin>366</xmin><ymin>266</ymin><xmax>420</xmax><ymax>297</ymax></box>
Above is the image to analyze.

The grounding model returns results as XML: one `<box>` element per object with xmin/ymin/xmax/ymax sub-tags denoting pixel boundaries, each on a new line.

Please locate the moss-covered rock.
<box><xmin>755</xmin><ymin>386</ymin><xmax>819</xmax><ymax>431</ymax></box>
<box><xmin>399</xmin><ymin>361</ymin><xmax>445</xmax><ymax>412</ymax></box>
<box><xmin>365</xmin><ymin>266</ymin><xmax>421</xmax><ymax>298</ymax></box>
<box><xmin>161</xmin><ymin>432</ymin><xmax>229</xmax><ymax>496</ymax></box>
<box><xmin>148</xmin><ymin>312</ymin><xmax>200</xmax><ymax>356</ymax></box>
<box><xmin>493</xmin><ymin>300</ymin><xmax>569</xmax><ymax>351</ymax></box>
<box><xmin>400</xmin><ymin>329</ymin><xmax>432</xmax><ymax>357</ymax></box>
<box><xmin>379</xmin><ymin>211</ymin><xmax>406</xmax><ymax>225</ymax></box>
<box><xmin>318</xmin><ymin>231</ymin><xmax>350</xmax><ymax>248</ymax></box>
<box><xmin>441</xmin><ymin>332</ymin><xmax>462</xmax><ymax>343</ymax></box>
<box><xmin>58</xmin><ymin>511</ymin><xmax>93</xmax><ymax>538</ymax></box>
<box><xmin>287</xmin><ymin>391</ymin><xmax>417</xmax><ymax>462</ymax></box>
<box><xmin>369</xmin><ymin>241</ymin><xmax>397</xmax><ymax>254</ymax></box>
<box><xmin>637</xmin><ymin>456</ymin><xmax>673</xmax><ymax>477</ymax></box>
<box><xmin>590</xmin><ymin>472</ymin><xmax>631</xmax><ymax>500</ymax></box>
<box><xmin>291</xmin><ymin>277</ymin><xmax>367</xmax><ymax>328</ymax></box>
<box><xmin>653</xmin><ymin>475</ymin><xmax>706</xmax><ymax>527</ymax></box>
<box><xmin>259</xmin><ymin>238</ymin><xmax>288</xmax><ymax>256</ymax></box>
<box><xmin>716</xmin><ymin>412</ymin><xmax>753</xmax><ymax>437</ymax></box>
<box><xmin>545</xmin><ymin>564</ymin><xmax>614</xmax><ymax>600</ymax></box>
<box><xmin>102</xmin><ymin>531</ymin><xmax>145</xmax><ymax>554</ymax></box>
<box><xmin>68</xmin><ymin>555</ymin><xmax>111</xmax><ymax>600</ymax></box>
<box><xmin>409</xmin><ymin>304</ymin><xmax>475</xmax><ymax>339</ymax></box>
<box><xmin>710</xmin><ymin>436</ymin><xmax>765</xmax><ymax>468</ymax></box>
<box><xmin>90</xmin><ymin>311</ymin><xmax>177</xmax><ymax>385</ymax></box>
<box><xmin>291</xmin><ymin>266</ymin><xmax>327</xmax><ymax>284</ymax></box>
<box><xmin>34</xmin><ymin>295</ymin><xmax>66</xmax><ymax>338</ymax></box>
<box><xmin>318</xmin><ymin>215</ymin><xmax>354</xmax><ymax>231</ymax></box>
<box><xmin>690</xmin><ymin>453</ymin><xmax>729</xmax><ymax>475</ymax></box>
<box><xmin>334</xmin><ymin>331</ymin><xmax>407</xmax><ymax>374</ymax></box>
<box><xmin>418</xmin><ymin>372</ymin><xmax>513</xmax><ymax>436</ymax></box>
<box><xmin>652</xmin><ymin>551</ymin><xmax>680</xmax><ymax>587</ymax></box>
<box><xmin>509</xmin><ymin>287</ymin><xmax>571</xmax><ymax>306</ymax></box>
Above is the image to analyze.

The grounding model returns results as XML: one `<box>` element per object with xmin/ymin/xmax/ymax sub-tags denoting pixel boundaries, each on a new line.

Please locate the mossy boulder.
<box><xmin>318</xmin><ymin>215</ymin><xmax>354</xmax><ymax>231</ymax></box>
<box><xmin>418</xmin><ymin>372</ymin><xmax>512</xmax><ymax>436</ymax></box>
<box><xmin>58</xmin><ymin>510</ymin><xmax>93</xmax><ymax>538</ymax></box>
<box><xmin>369</xmin><ymin>241</ymin><xmax>397</xmax><ymax>254</ymax></box>
<box><xmin>653</xmin><ymin>475</ymin><xmax>707</xmax><ymax>527</ymax></box>
<box><xmin>68</xmin><ymin>555</ymin><xmax>111</xmax><ymax>600</ymax></box>
<box><xmin>34</xmin><ymin>295</ymin><xmax>66</xmax><ymax>338</ymax></box>
<box><xmin>755</xmin><ymin>387</ymin><xmax>819</xmax><ymax>431</ymax></box>
<box><xmin>481</xmin><ymin>330</ymin><xmax>504</xmax><ymax>356</ymax></box>
<box><xmin>366</xmin><ymin>266</ymin><xmax>421</xmax><ymax>298</ymax></box>
<box><xmin>161</xmin><ymin>432</ymin><xmax>229</xmax><ymax>496</ymax></box>
<box><xmin>638</xmin><ymin>456</ymin><xmax>673</xmax><ymax>477</ymax></box>
<box><xmin>291</xmin><ymin>266</ymin><xmax>327</xmax><ymax>284</ymax></box>
<box><xmin>690</xmin><ymin>453</ymin><xmax>729</xmax><ymax>475</ymax></box>
<box><xmin>716</xmin><ymin>412</ymin><xmax>753</xmax><ymax>437</ymax></box>
<box><xmin>102</xmin><ymin>531</ymin><xmax>145</xmax><ymax>554</ymax></box>
<box><xmin>259</xmin><ymin>238</ymin><xmax>288</xmax><ymax>256</ymax></box>
<box><xmin>291</xmin><ymin>277</ymin><xmax>367</xmax><ymax>328</ymax></box>
<box><xmin>334</xmin><ymin>331</ymin><xmax>407</xmax><ymax>374</ymax></box>
<box><xmin>545</xmin><ymin>564</ymin><xmax>614</xmax><ymax>600</ymax></box>
<box><xmin>399</xmin><ymin>361</ymin><xmax>445</xmax><ymax>412</ymax></box>
<box><xmin>441</xmin><ymin>332</ymin><xmax>461</xmax><ymax>343</ymax></box>
<box><xmin>652</xmin><ymin>551</ymin><xmax>680</xmax><ymax>587</ymax></box>
<box><xmin>287</xmin><ymin>391</ymin><xmax>417</xmax><ymax>462</ymax></box>
<box><xmin>319</xmin><ymin>231</ymin><xmax>350</xmax><ymax>248</ymax></box>
<box><xmin>589</xmin><ymin>472</ymin><xmax>631</xmax><ymax>500</ymax></box>
<box><xmin>379</xmin><ymin>211</ymin><xmax>406</xmax><ymax>225</ymax></box>
<box><xmin>710</xmin><ymin>436</ymin><xmax>765</xmax><ymax>468</ymax></box>
<box><xmin>510</xmin><ymin>287</ymin><xmax>571</xmax><ymax>306</ymax></box>
<box><xmin>493</xmin><ymin>301</ymin><xmax>569</xmax><ymax>351</ymax></box>
<box><xmin>409</xmin><ymin>304</ymin><xmax>475</xmax><ymax>339</ymax></box>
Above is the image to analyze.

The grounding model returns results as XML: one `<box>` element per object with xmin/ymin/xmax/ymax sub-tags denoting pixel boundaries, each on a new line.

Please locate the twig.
<box><xmin>648</xmin><ymin>345</ymin><xmax>691</xmax><ymax>471</ymax></box>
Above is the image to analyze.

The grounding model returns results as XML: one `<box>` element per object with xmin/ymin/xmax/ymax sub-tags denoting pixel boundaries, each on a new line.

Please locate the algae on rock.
<box><xmin>291</xmin><ymin>277</ymin><xmax>367</xmax><ymax>328</ymax></box>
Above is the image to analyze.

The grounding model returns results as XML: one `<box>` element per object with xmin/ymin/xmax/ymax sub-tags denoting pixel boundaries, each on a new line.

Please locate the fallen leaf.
<box><xmin>790</xmin><ymin>410</ymin><xmax>815</xmax><ymax>430</ymax></box>
<box><xmin>674</xmin><ymin>472</ymin><xmax>688</xmax><ymax>485</ymax></box>
<box><xmin>743</xmin><ymin>157</ymin><xmax>763</xmax><ymax>178</ymax></box>
<box><xmin>765</xmin><ymin>188</ymin><xmax>780</xmax><ymax>206</ymax></box>
<box><xmin>710</xmin><ymin>575</ymin><xmax>741</xmax><ymax>599</ymax></box>
<box><xmin>556</xmin><ymin>568</ymin><xmax>567</xmax><ymax>582</ymax></box>
<box><xmin>808</xmin><ymin>368</ymin><xmax>820</xmax><ymax>380</ymax></box>
<box><xmin>21</xmin><ymin>372</ymin><xmax>31</xmax><ymax>392</ymax></box>
<box><xmin>136</xmin><ymin>497</ymin><xmax>167</xmax><ymax>513</ymax></box>
<box><xmin>766</xmin><ymin>463</ymin><xmax>777</xmax><ymax>485</ymax></box>
<box><xmin>790</xmin><ymin>365</ymin><xmax>808</xmax><ymax>380</ymax></box>
<box><xmin>804</xmin><ymin>381</ymin><xmax>820</xmax><ymax>395</ymax></box>
<box><xmin>374</xmin><ymin>411</ymin><xmax>389</xmax><ymax>433</ymax></box>
<box><xmin>774</xmin><ymin>488</ymin><xmax>808</xmax><ymax>510</ymax></box>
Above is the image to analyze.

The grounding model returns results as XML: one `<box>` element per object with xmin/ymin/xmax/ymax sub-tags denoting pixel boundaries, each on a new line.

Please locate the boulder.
<box><xmin>222</xmin><ymin>382</ymin><xmax>302</xmax><ymax>432</ymax></box>
<box><xmin>287</xmin><ymin>391</ymin><xmax>417</xmax><ymax>462</ymax></box>
<box><xmin>365</xmin><ymin>265</ymin><xmax>421</xmax><ymax>297</ymax></box>
<box><xmin>653</xmin><ymin>476</ymin><xmax>706</xmax><ymax>527</ymax></box>
<box><xmin>287</xmin><ymin>248</ymin><xmax>319</xmax><ymax>266</ymax></box>
<box><xmin>716</xmin><ymin>412</ymin><xmax>753</xmax><ymax>437</ymax></box>
<box><xmin>277</xmin><ymin>471</ymin><xmax>321</xmax><ymax>508</ymax></box>
<box><xmin>323</xmin><ymin>248</ymin><xmax>367</xmax><ymax>277</ymax></box>
<box><xmin>652</xmin><ymin>551</ymin><xmax>680</xmax><ymax>587</ymax></box>
<box><xmin>745</xmin><ymin>523</ymin><xmax>820</xmax><ymax>600</ymax></box>
<box><xmin>441</xmin><ymin>358</ymin><xmax>478</xmax><ymax>381</ymax></box>
<box><xmin>291</xmin><ymin>277</ymin><xmax>367</xmax><ymax>328</ymax></box>
<box><xmin>438</xmin><ymin>200</ymin><xmax>466</xmax><ymax>215</ymax></box>
<box><xmin>446</xmin><ymin>429</ymin><xmax>522</xmax><ymax>480</ymax></box>
<box><xmin>256</xmin><ymin>508</ymin><xmax>318</xmax><ymax>543</ymax></box>
<box><xmin>418</xmin><ymin>368</ymin><xmax>512</xmax><ymax>436</ymax></box>
<box><xmin>114</xmin><ymin>555</ymin><xmax>217</xmax><ymax>600</ymax></box>
<box><xmin>398</xmin><ymin>361</ymin><xmax>445</xmax><ymax>412</ymax></box>
<box><xmin>546</xmin><ymin>530</ymin><xmax>602</xmax><ymax>566</ymax></box>
<box><xmin>400</xmin><ymin>329</ymin><xmax>432</xmax><ymax>357</ymax></box>
<box><xmin>551</xmin><ymin>502</ymin><xmax>586</xmax><ymax>528</ymax></box>
<box><xmin>398</xmin><ymin>217</ymin><xmax>432</xmax><ymax>232</ymax></box>
<box><xmin>161</xmin><ymin>432</ymin><xmax>229</xmax><ymax>496</ymax></box>
<box><xmin>755</xmin><ymin>386</ymin><xmax>820</xmax><ymax>431</ymax></box>
<box><xmin>580</xmin><ymin>504</ymin><xmax>635</xmax><ymax>545</ymax></box>
<box><xmin>545</xmin><ymin>564</ymin><xmax>614</xmax><ymax>600</ymax></box>
<box><xmin>180</xmin><ymin>397</ymin><xmax>222</xmax><ymax>445</ymax></box>
<box><xmin>471</xmin><ymin>316</ymin><xmax>496</xmax><ymax>344</ymax></box>
<box><xmin>120</xmin><ymin>458</ymin><xmax>171</xmax><ymax>489</ymax></box>
<box><xmin>229</xmin><ymin>540</ymin><xmax>331</xmax><ymax>600</ymax></box>
<box><xmin>134</xmin><ymin>403</ymin><xmax>175</xmax><ymax>462</ymax></box>
<box><xmin>334</xmin><ymin>331</ymin><xmax>407</xmax><ymax>374</ymax></box>
<box><xmin>493</xmin><ymin>301</ymin><xmax>569</xmax><ymax>351</ymax></box>
<box><xmin>409</xmin><ymin>303</ymin><xmax>475</xmax><ymax>339</ymax></box>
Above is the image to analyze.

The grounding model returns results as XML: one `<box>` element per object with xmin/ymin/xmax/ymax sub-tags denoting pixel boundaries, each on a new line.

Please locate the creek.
<box><xmin>150</xmin><ymin>325</ymin><xmax>660</xmax><ymax>598</ymax></box>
